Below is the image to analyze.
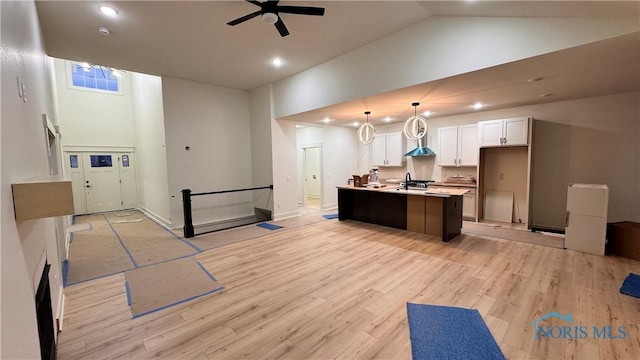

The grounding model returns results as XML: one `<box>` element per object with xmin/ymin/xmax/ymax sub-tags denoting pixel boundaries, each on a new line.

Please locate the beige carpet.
<box><xmin>125</xmin><ymin>257</ymin><xmax>223</xmax><ymax>318</ymax></box>
<box><xmin>462</xmin><ymin>221</ymin><xmax>564</xmax><ymax>249</ymax></box>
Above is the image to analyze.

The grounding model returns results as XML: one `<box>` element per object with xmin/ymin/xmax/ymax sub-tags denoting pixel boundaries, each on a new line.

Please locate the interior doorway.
<box><xmin>65</xmin><ymin>151</ymin><xmax>139</xmax><ymax>214</ymax></box>
<box><xmin>303</xmin><ymin>146</ymin><xmax>322</xmax><ymax>209</ymax></box>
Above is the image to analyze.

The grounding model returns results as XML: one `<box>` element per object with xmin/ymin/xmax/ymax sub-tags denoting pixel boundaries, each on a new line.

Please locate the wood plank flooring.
<box><xmin>57</xmin><ymin>218</ymin><xmax>640</xmax><ymax>359</ymax></box>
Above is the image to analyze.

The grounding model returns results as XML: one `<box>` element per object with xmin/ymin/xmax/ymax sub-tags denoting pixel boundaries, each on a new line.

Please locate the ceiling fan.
<box><xmin>227</xmin><ymin>0</ymin><xmax>325</xmax><ymax>37</ymax></box>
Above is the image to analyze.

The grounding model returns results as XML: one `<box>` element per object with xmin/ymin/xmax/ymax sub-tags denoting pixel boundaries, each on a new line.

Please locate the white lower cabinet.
<box><xmin>462</xmin><ymin>189</ymin><xmax>476</xmax><ymax>220</ymax></box>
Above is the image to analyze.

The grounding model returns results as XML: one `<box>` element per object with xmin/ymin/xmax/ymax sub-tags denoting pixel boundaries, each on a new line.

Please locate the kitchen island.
<box><xmin>337</xmin><ymin>185</ymin><xmax>467</xmax><ymax>241</ymax></box>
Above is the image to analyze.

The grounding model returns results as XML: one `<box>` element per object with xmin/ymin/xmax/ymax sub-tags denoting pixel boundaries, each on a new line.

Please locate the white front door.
<box><xmin>83</xmin><ymin>153</ymin><xmax>123</xmax><ymax>213</ymax></box>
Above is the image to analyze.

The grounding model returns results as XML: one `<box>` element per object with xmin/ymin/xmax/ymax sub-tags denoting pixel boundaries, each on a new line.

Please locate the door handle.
<box><xmin>86</xmin><ymin>184</ymin><xmax>92</xmax><ymax>188</ymax></box>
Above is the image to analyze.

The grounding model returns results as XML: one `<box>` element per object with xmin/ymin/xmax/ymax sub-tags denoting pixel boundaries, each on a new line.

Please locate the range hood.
<box><xmin>404</xmin><ymin>137</ymin><xmax>435</xmax><ymax>157</ymax></box>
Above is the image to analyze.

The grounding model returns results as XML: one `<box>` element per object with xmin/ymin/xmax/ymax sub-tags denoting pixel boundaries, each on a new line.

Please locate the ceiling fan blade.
<box><xmin>274</xmin><ymin>18</ymin><xmax>290</xmax><ymax>37</ymax></box>
<box><xmin>245</xmin><ymin>0</ymin><xmax>264</xmax><ymax>7</ymax></box>
<box><xmin>276</xmin><ymin>6</ymin><xmax>325</xmax><ymax>16</ymax></box>
<box><xmin>227</xmin><ymin>10</ymin><xmax>261</xmax><ymax>26</ymax></box>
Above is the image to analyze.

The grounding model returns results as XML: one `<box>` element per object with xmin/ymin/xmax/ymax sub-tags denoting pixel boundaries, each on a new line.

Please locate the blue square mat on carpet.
<box><xmin>256</xmin><ymin>222</ymin><xmax>283</xmax><ymax>230</ymax></box>
<box><xmin>322</xmin><ymin>214</ymin><xmax>339</xmax><ymax>220</ymax></box>
<box><xmin>620</xmin><ymin>273</ymin><xmax>640</xmax><ymax>298</ymax></box>
<box><xmin>407</xmin><ymin>303</ymin><xmax>505</xmax><ymax>360</ymax></box>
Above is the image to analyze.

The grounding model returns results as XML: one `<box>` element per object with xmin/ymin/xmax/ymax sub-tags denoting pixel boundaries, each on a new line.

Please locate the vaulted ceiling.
<box><xmin>36</xmin><ymin>1</ymin><xmax>640</xmax><ymax>126</ymax></box>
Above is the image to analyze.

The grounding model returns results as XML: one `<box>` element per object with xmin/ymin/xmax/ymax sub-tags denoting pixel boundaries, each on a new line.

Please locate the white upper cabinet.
<box><xmin>478</xmin><ymin>117</ymin><xmax>530</xmax><ymax>147</ymax></box>
<box><xmin>372</xmin><ymin>132</ymin><xmax>403</xmax><ymax>167</ymax></box>
<box><xmin>438</xmin><ymin>124</ymin><xmax>478</xmax><ymax>167</ymax></box>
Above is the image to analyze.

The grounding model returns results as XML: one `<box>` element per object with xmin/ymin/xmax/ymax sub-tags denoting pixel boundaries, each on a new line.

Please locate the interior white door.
<box><xmin>83</xmin><ymin>153</ymin><xmax>123</xmax><ymax>213</ymax></box>
<box><xmin>119</xmin><ymin>153</ymin><xmax>138</xmax><ymax>209</ymax></box>
<box><xmin>304</xmin><ymin>147</ymin><xmax>321</xmax><ymax>206</ymax></box>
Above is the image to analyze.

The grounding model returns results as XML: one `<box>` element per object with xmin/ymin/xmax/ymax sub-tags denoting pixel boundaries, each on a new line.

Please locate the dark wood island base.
<box><xmin>337</xmin><ymin>186</ymin><xmax>464</xmax><ymax>242</ymax></box>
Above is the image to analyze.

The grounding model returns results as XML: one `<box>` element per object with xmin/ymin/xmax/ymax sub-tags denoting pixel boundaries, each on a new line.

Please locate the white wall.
<box><xmin>162</xmin><ymin>77</ymin><xmax>254</xmax><ymax>228</ymax></box>
<box><xmin>273</xmin><ymin>16</ymin><xmax>639</xmax><ymax>118</ymax></box>
<box><xmin>131</xmin><ymin>73</ymin><xmax>171</xmax><ymax>225</ymax></box>
<box><xmin>271</xmin><ymin>119</ymin><xmax>299</xmax><ymax>219</ymax></box>
<box><xmin>53</xmin><ymin>58</ymin><xmax>135</xmax><ymax>148</ymax></box>
<box><xmin>321</xmin><ymin>126</ymin><xmax>359</xmax><ymax>210</ymax></box>
<box><xmin>249</xmin><ymin>85</ymin><xmax>274</xmax><ymax>214</ymax></box>
<box><xmin>1</xmin><ymin>0</ymin><xmax>60</xmax><ymax>357</ymax></box>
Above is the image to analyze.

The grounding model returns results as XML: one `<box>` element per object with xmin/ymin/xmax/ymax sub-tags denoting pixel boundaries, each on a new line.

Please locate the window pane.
<box><xmin>90</xmin><ymin>155</ymin><xmax>112</xmax><ymax>167</ymax></box>
<box><xmin>85</xmin><ymin>77</ymin><xmax>96</xmax><ymax>88</ymax></box>
<box><xmin>69</xmin><ymin>155</ymin><xmax>78</xmax><ymax>168</ymax></box>
<box><xmin>107</xmin><ymin>80</ymin><xmax>119</xmax><ymax>92</ymax></box>
<box><xmin>96</xmin><ymin>79</ymin><xmax>107</xmax><ymax>90</ymax></box>
<box><xmin>72</xmin><ymin>74</ymin><xmax>85</xmax><ymax>87</ymax></box>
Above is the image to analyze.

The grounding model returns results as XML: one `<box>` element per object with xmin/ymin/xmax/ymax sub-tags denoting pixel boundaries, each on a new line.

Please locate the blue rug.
<box><xmin>620</xmin><ymin>273</ymin><xmax>640</xmax><ymax>298</ymax></box>
<box><xmin>322</xmin><ymin>214</ymin><xmax>339</xmax><ymax>220</ymax></box>
<box><xmin>406</xmin><ymin>303</ymin><xmax>505</xmax><ymax>360</ymax></box>
<box><xmin>257</xmin><ymin>222</ymin><xmax>283</xmax><ymax>230</ymax></box>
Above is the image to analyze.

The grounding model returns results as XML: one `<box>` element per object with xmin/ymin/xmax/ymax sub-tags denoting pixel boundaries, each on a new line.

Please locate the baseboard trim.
<box><xmin>273</xmin><ymin>210</ymin><xmax>300</xmax><ymax>221</ymax></box>
<box><xmin>138</xmin><ymin>206</ymin><xmax>173</xmax><ymax>229</ymax></box>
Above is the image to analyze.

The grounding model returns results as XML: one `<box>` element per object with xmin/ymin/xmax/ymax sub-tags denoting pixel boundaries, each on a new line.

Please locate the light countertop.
<box><xmin>337</xmin><ymin>185</ymin><xmax>468</xmax><ymax>197</ymax></box>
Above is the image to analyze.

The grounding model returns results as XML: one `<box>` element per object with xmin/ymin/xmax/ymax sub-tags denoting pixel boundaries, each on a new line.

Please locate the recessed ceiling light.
<box><xmin>352</xmin><ymin>122</ymin><xmax>360</xmax><ymax>127</ymax></box>
<box><xmin>473</xmin><ymin>102</ymin><xmax>483</xmax><ymax>110</ymax></box>
<box><xmin>384</xmin><ymin>116</ymin><xmax>392</xmax><ymax>122</ymax></box>
<box><xmin>271</xmin><ymin>58</ymin><xmax>284</xmax><ymax>67</ymax></box>
<box><xmin>98</xmin><ymin>27</ymin><xmax>111</xmax><ymax>35</ymax></box>
<box><xmin>99</xmin><ymin>6</ymin><xmax>118</xmax><ymax>17</ymax></box>
<box><xmin>323</xmin><ymin>118</ymin><xmax>331</xmax><ymax>123</ymax></box>
<box><xmin>422</xmin><ymin>111</ymin><xmax>431</xmax><ymax>117</ymax></box>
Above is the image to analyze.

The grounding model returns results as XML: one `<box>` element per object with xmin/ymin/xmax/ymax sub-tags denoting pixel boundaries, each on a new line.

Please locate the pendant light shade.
<box><xmin>358</xmin><ymin>111</ymin><xmax>375</xmax><ymax>144</ymax></box>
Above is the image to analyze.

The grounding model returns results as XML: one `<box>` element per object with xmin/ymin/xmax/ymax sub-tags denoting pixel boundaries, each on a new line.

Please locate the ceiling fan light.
<box><xmin>262</xmin><ymin>12</ymin><xmax>278</xmax><ymax>24</ymax></box>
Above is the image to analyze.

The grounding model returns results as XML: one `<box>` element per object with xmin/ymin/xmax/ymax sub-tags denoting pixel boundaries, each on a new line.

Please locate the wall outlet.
<box><xmin>277</xmin><ymin>202</ymin><xmax>281</xmax><ymax>208</ymax></box>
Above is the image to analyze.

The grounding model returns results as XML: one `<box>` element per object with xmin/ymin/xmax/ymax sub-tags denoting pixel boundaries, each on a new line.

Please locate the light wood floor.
<box><xmin>58</xmin><ymin>219</ymin><xmax>640</xmax><ymax>359</ymax></box>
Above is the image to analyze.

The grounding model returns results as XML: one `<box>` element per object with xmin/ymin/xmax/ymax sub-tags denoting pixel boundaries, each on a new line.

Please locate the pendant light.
<box><xmin>403</xmin><ymin>102</ymin><xmax>427</xmax><ymax>141</ymax></box>
<box><xmin>358</xmin><ymin>111</ymin><xmax>375</xmax><ymax>144</ymax></box>
<box><xmin>403</xmin><ymin>102</ymin><xmax>435</xmax><ymax>157</ymax></box>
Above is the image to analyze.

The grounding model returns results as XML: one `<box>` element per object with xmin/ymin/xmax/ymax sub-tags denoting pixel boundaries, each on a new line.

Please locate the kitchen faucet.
<box><xmin>405</xmin><ymin>172</ymin><xmax>412</xmax><ymax>190</ymax></box>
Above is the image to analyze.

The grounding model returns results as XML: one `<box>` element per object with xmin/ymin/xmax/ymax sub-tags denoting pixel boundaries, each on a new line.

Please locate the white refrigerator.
<box><xmin>565</xmin><ymin>183</ymin><xmax>609</xmax><ymax>255</ymax></box>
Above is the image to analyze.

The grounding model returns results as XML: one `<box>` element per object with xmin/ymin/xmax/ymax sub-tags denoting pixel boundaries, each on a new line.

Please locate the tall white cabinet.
<box><xmin>438</xmin><ymin>124</ymin><xmax>478</xmax><ymax>166</ymax></box>
<box><xmin>372</xmin><ymin>132</ymin><xmax>403</xmax><ymax>167</ymax></box>
<box><xmin>565</xmin><ymin>183</ymin><xmax>609</xmax><ymax>255</ymax></box>
<box><xmin>478</xmin><ymin>117</ymin><xmax>529</xmax><ymax>147</ymax></box>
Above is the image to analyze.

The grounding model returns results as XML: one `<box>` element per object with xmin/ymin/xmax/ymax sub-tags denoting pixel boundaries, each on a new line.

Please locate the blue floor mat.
<box><xmin>322</xmin><ymin>214</ymin><xmax>339</xmax><ymax>220</ymax></box>
<box><xmin>407</xmin><ymin>303</ymin><xmax>505</xmax><ymax>360</ymax></box>
<box><xmin>620</xmin><ymin>273</ymin><xmax>640</xmax><ymax>298</ymax></box>
<box><xmin>256</xmin><ymin>222</ymin><xmax>283</xmax><ymax>230</ymax></box>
